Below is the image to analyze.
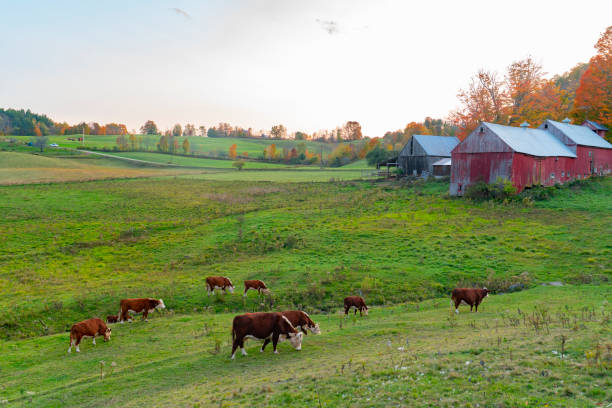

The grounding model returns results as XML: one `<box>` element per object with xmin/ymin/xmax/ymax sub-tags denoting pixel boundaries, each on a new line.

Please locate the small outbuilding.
<box><xmin>432</xmin><ymin>158</ymin><xmax>452</xmax><ymax>177</ymax></box>
<box><xmin>450</xmin><ymin>122</ymin><xmax>576</xmax><ymax>196</ymax></box>
<box><xmin>539</xmin><ymin>119</ymin><xmax>612</xmax><ymax>177</ymax></box>
<box><xmin>398</xmin><ymin>135</ymin><xmax>459</xmax><ymax>177</ymax></box>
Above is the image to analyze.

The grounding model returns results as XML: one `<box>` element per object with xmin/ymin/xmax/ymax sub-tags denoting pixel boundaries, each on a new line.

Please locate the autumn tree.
<box><xmin>184</xmin><ymin>123</ymin><xmax>196</xmax><ymax>136</ymax></box>
<box><xmin>140</xmin><ymin>120</ymin><xmax>159</xmax><ymax>135</ymax></box>
<box><xmin>182</xmin><ymin>138</ymin><xmax>190</xmax><ymax>154</ymax></box>
<box><xmin>572</xmin><ymin>26</ymin><xmax>612</xmax><ymax>132</ymax></box>
<box><xmin>158</xmin><ymin>135</ymin><xmax>169</xmax><ymax>152</ymax></box>
<box><xmin>229</xmin><ymin>143</ymin><xmax>237</xmax><ymax>159</ymax></box>
<box><xmin>198</xmin><ymin>126</ymin><xmax>206</xmax><ymax>137</ymax></box>
<box><xmin>295</xmin><ymin>131</ymin><xmax>309</xmax><ymax>140</ymax></box>
<box><xmin>505</xmin><ymin>56</ymin><xmax>545</xmax><ymax>124</ymax></box>
<box><xmin>264</xmin><ymin>143</ymin><xmax>277</xmax><ymax>160</ymax></box>
<box><xmin>172</xmin><ymin>124</ymin><xmax>182</xmax><ymax>137</ymax></box>
<box><xmin>270</xmin><ymin>125</ymin><xmax>287</xmax><ymax>139</ymax></box>
<box><xmin>449</xmin><ymin>69</ymin><xmax>508</xmax><ymax>139</ymax></box>
<box><xmin>343</xmin><ymin>121</ymin><xmax>363</xmax><ymax>140</ymax></box>
<box><xmin>116</xmin><ymin>135</ymin><xmax>128</xmax><ymax>151</ymax></box>
<box><xmin>129</xmin><ymin>134</ymin><xmax>137</xmax><ymax>150</ymax></box>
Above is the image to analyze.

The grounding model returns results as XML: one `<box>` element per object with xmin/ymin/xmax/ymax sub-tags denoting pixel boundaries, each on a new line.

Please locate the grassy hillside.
<box><xmin>0</xmin><ymin>152</ymin><xmax>201</xmax><ymax>185</ymax></box>
<box><xmin>9</xmin><ymin>135</ymin><xmax>346</xmax><ymax>159</ymax></box>
<box><xmin>0</xmin><ymin>285</ymin><xmax>610</xmax><ymax>407</ymax></box>
<box><xmin>0</xmin><ymin>175</ymin><xmax>609</xmax><ymax>340</ymax></box>
<box><xmin>98</xmin><ymin>152</ymin><xmax>292</xmax><ymax>169</ymax></box>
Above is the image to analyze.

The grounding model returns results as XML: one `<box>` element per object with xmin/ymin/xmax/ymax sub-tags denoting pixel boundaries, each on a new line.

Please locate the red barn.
<box><xmin>450</xmin><ymin>122</ymin><xmax>576</xmax><ymax>195</ymax></box>
<box><xmin>539</xmin><ymin>119</ymin><xmax>612</xmax><ymax>178</ymax></box>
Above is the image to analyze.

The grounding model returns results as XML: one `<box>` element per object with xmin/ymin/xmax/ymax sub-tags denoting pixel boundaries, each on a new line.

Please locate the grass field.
<box><xmin>8</xmin><ymin>134</ymin><xmax>349</xmax><ymax>160</ymax></box>
<box><xmin>1</xmin><ymin>158</ymin><xmax>610</xmax><ymax>406</ymax></box>
<box><xmin>98</xmin><ymin>152</ymin><xmax>293</xmax><ymax>169</ymax></box>
<box><xmin>0</xmin><ymin>285</ymin><xmax>610</xmax><ymax>407</ymax></box>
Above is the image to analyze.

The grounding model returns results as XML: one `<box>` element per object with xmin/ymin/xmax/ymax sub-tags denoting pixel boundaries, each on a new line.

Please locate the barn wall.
<box><xmin>575</xmin><ymin>146</ymin><xmax>612</xmax><ymax>177</ymax></box>
<box><xmin>450</xmin><ymin>152</ymin><xmax>513</xmax><ymax>195</ymax></box>
<box><xmin>400</xmin><ymin>155</ymin><xmax>447</xmax><ymax>176</ymax></box>
<box><xmin>511</xmin><ymin>154</ymin><xmax>576</xmax><ymax>192</ymax></box>
<box><xmin>433</xmin><ymin>165</ymin><xmax>451</xmax><ymax>177</ymax></box>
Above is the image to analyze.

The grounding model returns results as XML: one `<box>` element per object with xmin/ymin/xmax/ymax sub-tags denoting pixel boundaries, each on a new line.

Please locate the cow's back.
<box><xmin>72</xmin><ymin>317</ymin><xmax>105</xmax><ymax>335</ymax></box>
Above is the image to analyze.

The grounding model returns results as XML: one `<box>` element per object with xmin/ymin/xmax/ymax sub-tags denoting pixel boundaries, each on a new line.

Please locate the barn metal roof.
<box><xmin>543</xmin><ymin>120</ymin><xmax>612</xmax><ymax>149</ymax></box>
<box><xmin>412</xmin><ymin>135</ymin><xmax>459</xmax><ymax>156</ymax></box>
<box><xmin>484</xmin><ymin>122</ymin><xmax>576</xmax><ymax>157</ymax></box>
<box><xmin>584</xmin><ymin>120</ymin><xmax>608</xmax><ymax>131</ymax></box>
<box><xmin>432</xmin><ymin>158</ymin><xmax>451</xmax><ymax>166</ymax></box>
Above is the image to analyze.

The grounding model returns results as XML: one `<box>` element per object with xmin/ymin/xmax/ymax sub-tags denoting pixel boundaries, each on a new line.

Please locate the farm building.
<box><xmin>398</xmin><ymin>135</ymin><xmax>459</xmax><ymax>176</ymax></box>
<box><xmin>450</xmin><ymin>122</ymin><xmax>576</xmax><ymax>196</ymax></box>
<box><xmin>581</xmin><ymin>120</ymin><xmax>609</xmax><ymax>139</ymax></box>
<box><xmin>539</xmin><ymin>119</ymin><xmax>612</xmax><ymax>177</ymax></box>
<box><xmin>432</xmin><ymin>158</ymin><xmax>451</xmax><ymax>176</ymax></box>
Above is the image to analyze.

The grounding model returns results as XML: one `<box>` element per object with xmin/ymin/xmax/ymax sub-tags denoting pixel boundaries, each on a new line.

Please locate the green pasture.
<box><xmin>0</xmin><ymin>285</ymin><xmax>610</xmax><ymax>407</ymax></box>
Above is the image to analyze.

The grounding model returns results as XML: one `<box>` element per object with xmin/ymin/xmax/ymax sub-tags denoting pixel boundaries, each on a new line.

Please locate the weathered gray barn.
<box><xmin>399</xmin><ymin>135</ymin><xmax>459</xmax><ymax>176</ymax></box>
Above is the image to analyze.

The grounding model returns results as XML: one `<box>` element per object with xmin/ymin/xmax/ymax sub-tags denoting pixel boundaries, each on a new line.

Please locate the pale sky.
<box><xmin>1</xmin><ymin>0</ymin><xmax>610</xmax><ymax>136</ymax></box>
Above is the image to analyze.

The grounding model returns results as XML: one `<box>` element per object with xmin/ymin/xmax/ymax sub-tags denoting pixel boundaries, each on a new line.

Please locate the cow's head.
<box><xmin>308</xmin><ymin>323</ymin><xmax>321</xmax><ymax>335</ymax></box>
<box><xmin>226</xmin><ymin>278</ymin><xmax>235</xmax><ymax>293</ymax></box>
<box><xmin>363</xmin><ymin>306</ymin><xmax>369</xmax><ymax>316</ymax></box>
<box><xmin>103</xmin><ymin>328</ymin><xmax>111</xmax><ymax>341</ymax></box>
<box><xmin>482</xmin><ymin>287</ymin><xmax>489</xmax><ymax>297</ymax></box>
<box><xmin>288</xmin><ymin>331</ymin><xmax>303</xmax><ymax>350</ymax></box>
<box><xmin>157</xmin><ymin>299</ymin><xmax>166</xmax><ymax>309</ymax></box>
<box><xmin>262</xmin><ymin>288</ymin><xmax>271</xmax><ymax>295</ymax></box>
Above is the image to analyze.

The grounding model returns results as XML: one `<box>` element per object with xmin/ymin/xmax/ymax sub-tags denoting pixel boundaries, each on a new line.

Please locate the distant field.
<box><xmin>0</xmin><ymin>152</ymin><xmax>199</xmax><ymax>185</ymax></box>
<box><xmin>101</xmin><ymin>151</ymin><xmax>294</xmax><ymax>169</ymax></box>
<box><xmin>8</xmin><ymin>134</ymin><xmax>348</xmax><ymax>159</ymax></box>
<box><xmin>181</xmin><ymin>169</ymin><xmax>371</xmax><ymax>182</ymax></box>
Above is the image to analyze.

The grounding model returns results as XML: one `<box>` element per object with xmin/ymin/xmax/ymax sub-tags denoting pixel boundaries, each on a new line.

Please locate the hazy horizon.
<box><xmin>1</xmin><ymin>0</ymin><xmax>610</xmax><ymax>136</ymax></box>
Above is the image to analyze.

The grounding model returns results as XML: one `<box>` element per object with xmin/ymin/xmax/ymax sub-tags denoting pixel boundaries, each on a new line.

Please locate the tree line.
<box><xmin>449</xmin><ymin>26</ymin><xmax>611</xmax><ymax>140</ymax></box>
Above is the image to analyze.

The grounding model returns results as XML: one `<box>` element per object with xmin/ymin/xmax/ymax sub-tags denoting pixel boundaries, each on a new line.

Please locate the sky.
<box><xmin>0</xmin><ymin>0</ymin><xmax>610</xmax><ymax>136</ymax></box>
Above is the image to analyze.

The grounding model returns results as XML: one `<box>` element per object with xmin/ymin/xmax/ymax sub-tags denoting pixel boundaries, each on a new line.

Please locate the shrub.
<box><xmin>464</xmin><ymin>178</ymin><xmax>516</xmax><ymax>202</ymax></box>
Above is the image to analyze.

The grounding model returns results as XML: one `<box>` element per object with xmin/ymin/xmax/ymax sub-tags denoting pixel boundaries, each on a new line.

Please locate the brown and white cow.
<box><xmin>344</xmin><ymin>296</ymin><xmax>368</xmax><ymax>316</ymax></box>
<box><xmin>280</xmin><ymin>310</ymin><xmax>321</xmax><ymax>335</ymax></box>
<box><xmin>118</xmin><ymin>298</ymin><xmax>166</xmax><ymax>322</ymax></box>
<box><xmin>243</xmin><ymin>280</ymin><xmax>270</xmax><ymax>296</ymax></box>
<box><xmin>206</xmin><ymin>276</ymin><xmax>234</xmax><ymax>296</ymax></box>
<box><xmin>231</xmin><ymin>312</ymin><xmax>303</xmax><ymax>359</ymax></box>
<box><xmin>68</xmin><ymin>317</ymin><xmax>111</xmax><ymax>353</ymax></box>
<box><xmin>451</xmin><ymin>287</ymin><xmax>489</xmax><ymax>314</ymax></box>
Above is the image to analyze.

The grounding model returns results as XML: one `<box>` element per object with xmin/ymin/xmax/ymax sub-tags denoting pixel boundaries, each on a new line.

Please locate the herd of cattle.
<box><xmin>67</xmin><ymin>276</ymin><xmax>489</xmax><ymax>358</ymax></box>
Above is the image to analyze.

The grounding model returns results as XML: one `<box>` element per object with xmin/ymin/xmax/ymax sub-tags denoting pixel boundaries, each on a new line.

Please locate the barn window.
<box><xmin>544</xmin><ymin>124</ymin><xmax>548</xmax><ymax>129</ymax></box>
<box><xmin>567</xmin><ymin>172</ymin><xmax>570</xmax><ymax>178</ymax></box>
<box><xmin>561</xmin><ymin>171</ymin><xmax>565</xmax><ymax>177</ymax></box>
<box><xmin>588</xmin><ymin>151</ymin><xmax>592</xmax><ymax>157</ymax></box>
<box><xmin>458</xmin><ymin>184</ymin><xmax>462</xmax><ymax>192</ymax></box>
<box><xmin>479</xmin><ymin>127</ymin><xmax>484</xmax><ymax>133</ymax></box>
<box><xmin>550</xmin><ymin>172</ymin><xmax>555</xmax><ymax>179</ymax></box>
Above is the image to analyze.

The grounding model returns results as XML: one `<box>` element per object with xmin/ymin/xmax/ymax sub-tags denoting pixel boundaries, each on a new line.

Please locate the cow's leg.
<box><xmin>470</xmin><ymin>304</ymin><xmax>473</xmax><ymax>312</ymax></box>
<box><xmin>142</xmin><ymin>310</ymin><xmax>149</xmax><ymax>321</ymax></box>
<box><xmin>475</xmin><ymin>301</ymin><xmax>480</xmax><ymax>312</ymax></box>
<box><xmin>75</xmin><ymin>335</ymin><xmax>82</xmax><ymax>353</ymax></box>
<box><xmin>261</xmin><ymin>338</ymin><xmax>271</xmax><ymax>352</ymax></box>
<box><xmin>92</xmin><ymin>336</ymin><xmax>96</xmax><ymax>345</ymax></box>
<box><xmin>272</xmin><ymin>333</ymin><xmax>280</xmax><ymax>354</ymax></box>
<box><xmin>243</xmin><ymin>287</ymin><xmax>248</xmax><ymax>297</ymax></box>
<box><xmin>120</xmin><ymin>308</ymin><xmax>126</xmax><ymax>323</ymax></box>
<box><xmin>240</xmin><ymin>338</ymin><xmax>247</xmax><ymax>356</ymax></box>
<box><xmin>344</xmin><ymin>306</ymin><xmax>349</xmax><ymax>315</ymax></box>
<box><xmin>301</xmin><ymin>327</ymin><xmax>308</xmax><ymax>335</ymax></box>
<box><xmin>68</xmin><ymin>335</ymin><xmax>74</xmax><ymax>353</ymax></box>
<box><xmin>231</xmin><ymin>338</ymin><xmax>239</xmax><ymax>360</ymax></box>
<box><xmin>454</xmin><ymin>299</ymin><xmax>460</xmax><ymax>314</ymax></box>
<box><xmin>354</xmin><ymin>308</ymin><xmax>358</xmax><ymax>315</ymax></box>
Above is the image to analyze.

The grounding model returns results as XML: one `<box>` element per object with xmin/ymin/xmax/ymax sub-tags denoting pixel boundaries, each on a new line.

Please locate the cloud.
<box><xmin>316</xmin><ymin>19</ymin><xmax>339</xmax><ymax>35</ymax></box>
<box><xmin>170</xmin><ymin>8</ymin><xmax>191</xmax><ymax>20</ymax></box>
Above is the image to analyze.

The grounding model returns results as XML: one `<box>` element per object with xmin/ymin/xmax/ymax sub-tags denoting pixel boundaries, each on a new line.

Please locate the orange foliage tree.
<box><xmin>229</xmin><ymin>143</ymin><xmax>237</xmax><ymax>159</ymax></box>
<box><xmin>572</xmin><ymin>26</ymin><xmax>612</xmax><ymax>134</ymax></box>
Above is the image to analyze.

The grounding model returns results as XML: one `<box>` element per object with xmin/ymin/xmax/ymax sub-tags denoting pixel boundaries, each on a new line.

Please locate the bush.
<box><xmin>464</xmin><ymin>178</ymin><xmax>517</xmax><ymax>202</ymax></box>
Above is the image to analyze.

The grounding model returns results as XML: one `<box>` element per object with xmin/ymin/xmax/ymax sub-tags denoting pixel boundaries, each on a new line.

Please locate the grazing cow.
<box><xmin>106</xmin><ymin>315</ymin><xmax>119</xmax><ymax>324</ymax></box>
<box><xmin>280</xmin><ymin>310</ymin><xmax>321</xmax><ymax>335</ymax></box>
<box><xmin>344</xmin><ymin>296</ymin><xmax>368</xmax><ymax>316</ymax></box>
<box><xmin>206</xmin><ymin>276</ymin><xmax>234</xmax><ymax>296</ymax></box>
<box><xmin>451</xmin><ymin>287</ymin><xmax>489</xmax><ymax>314</ymax></box>
<box><xmin>243</xmin><ymin>280</ymin><xmax>270</xmax><ymax>296</ymax></box>
<box><xmin>68</xmin><ymin>318</ymin><xmax>111</xmax><ymax>353</ymax></box>
<box><xmin>119</xmin><ymin>298</ymin><xmax>166</xmax><ymax>322</ymax></box>
<box><xmin>231</xmin><ymin>312</ymin><xmax>303</xmax><ymax>359</ymax></box>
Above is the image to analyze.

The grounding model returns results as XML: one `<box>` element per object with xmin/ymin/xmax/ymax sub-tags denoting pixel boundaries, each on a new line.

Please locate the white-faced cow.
<box><xmin>231</xmin><ymin>312</ymin><xmax>303</xmax><ymax>359</ymax></box>
<box><xmin>206</xmin><ymin>276</ymin><xmax>234</xmax><ymax>296</ymax></box>
<box><xmin>68</xmin><ymin>317</ymin><xmax>111</xmax><ymax>353</ymax></box>
<box><xmin>344</xmin><ymin>296</ymin><xmax>368</xmax><ymax>316</ymax></box>
<box><xmin>118</xmin><ymin>298</ymin><xmax>165</xmax><ymax>322</ymax></box>
<box><xmin>281</xmin><ymin>310</ymin><xmax>321</xmax><ymax>335</ymax></box>
<box><xmin>243</xmin><ymin>280</ymin><xmax>270</xmax><ymax>297</ymax></box>
<box><xmin>451</xmin><ymin>287</ymin><xmax>489</xmax><ymax>314</ymax></box>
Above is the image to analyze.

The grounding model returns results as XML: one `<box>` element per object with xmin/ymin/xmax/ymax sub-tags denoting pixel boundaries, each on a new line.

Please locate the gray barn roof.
<box><xmin>584</xmin><ymin>120</ymin><xmax>608</xmax><ymax>131</ymax></box>
<box><xmin>411</xmin><ymin>135</ymin><xmax>459</xmax><ymax>156</ymax></box>
<box><xmin>543</xmin><ymin>120</ymin><xmax>612</xmax><ymax>149</ymax></box>
<box><xmin>432</xmin><ymin>158</ymin><xmax>451</xmax><ymax>166</ymax></box>
<box><xmin>484</xmin><ymin>122</ymin><xmax>576</xmax><ymax>157</ymax></box>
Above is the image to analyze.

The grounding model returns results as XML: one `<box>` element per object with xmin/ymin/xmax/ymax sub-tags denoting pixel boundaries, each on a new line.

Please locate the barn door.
<box><xmin>536</xmin><ymin>160</ymin><xmax>542</xmax><ymax>185</ymax></box>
